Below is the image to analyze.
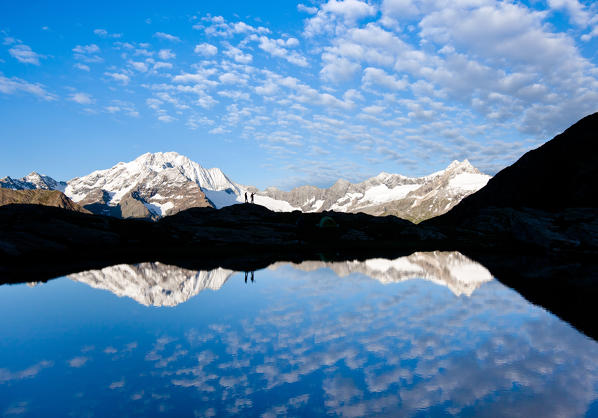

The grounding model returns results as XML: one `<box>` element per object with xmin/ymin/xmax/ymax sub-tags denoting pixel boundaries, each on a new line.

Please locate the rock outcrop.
<box><xmin>0</xmin><ymin>188</ymin><xmax>89</xmax><ymax>213</ymax></box>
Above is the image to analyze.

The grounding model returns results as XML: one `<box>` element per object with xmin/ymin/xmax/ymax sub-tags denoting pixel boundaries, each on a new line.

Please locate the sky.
<box><xmin>1</xmin><ymin>0</ymin><xmax>597</xmax><ymax>189</ymax></box>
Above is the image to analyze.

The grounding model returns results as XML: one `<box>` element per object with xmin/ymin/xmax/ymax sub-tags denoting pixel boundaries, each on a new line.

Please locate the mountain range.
<box><xmin>0</xmin><ymin>152</ymin><xmax>490</xmax><ymax>222</ymax></box>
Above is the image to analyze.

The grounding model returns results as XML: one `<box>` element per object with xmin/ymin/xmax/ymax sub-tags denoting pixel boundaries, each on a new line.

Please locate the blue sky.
<box><xmin>1</xmin><ymin>0</ymin><xmax>597</xmax><ymax>189</ymax></box>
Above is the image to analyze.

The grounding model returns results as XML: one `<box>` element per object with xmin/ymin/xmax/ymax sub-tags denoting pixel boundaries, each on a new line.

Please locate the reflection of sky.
<box><xmin>1</xmin><ymin>263</ymin><xmax>598</xmax><ymax>416</ymax></box>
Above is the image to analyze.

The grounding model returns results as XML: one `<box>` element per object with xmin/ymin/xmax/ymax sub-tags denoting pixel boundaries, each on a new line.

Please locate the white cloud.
<box><xmin>0</xmin><ymin>73</ymin><xmax>56</xmax><ymax>100</ymax></box>
<box><xmin>223</xmin><ymin>44</ymin><xmax>253</xmax><ymax>64</ymax></box>
<box><xmin>105</xmin><ymin>100</ymin><xmax>139</xmax><ymax>117</ymax></box>
<box><xmin>129</xmin><ymin>61</ymin><xmax>148</xmax><ymax>72</ymax></box>
<box><xmin>322</xmin><ymin>0</ymin><xmax>377</xmax><ymax>22</ymax></box>
<box><xmin>68</xmin><ymin>356</ymin><xmax>88</xmax><ymax>368</ymax></box>
<box><xmin>362</xmin><ymin>67</ymin><xmax>407</xmax><ymax>90</ymax></box>
<box><xmin>199</xmin><ymin>16</ymin><xmax>270</xmax><ymax>37</ymax></box>
<box><xmin>73</xmin><ymin>44</ymin><xmax>103</xmax><ymax>63</ymax></box>
<box><xmin>9</xmin><ymin>44</ymin><xmax>43</xmax><ymax>65</ymax></box>
<box><xmin>219</xmin><ymin>72</ymin><xmax>246</xmax><ymax>85</ymax></box>
<box><xmin>547</xmin><ymin>0</ymin><xmax>591</xmax><ymax>27</ymax></box>
<box><xmin>154</xmin><ymin>32</ymin><xmax>181</xmax><ymax>42</ymax></box>
<box><xmin>158</xmin><ymin>49</ymin><xmax>175</xmax><ymax>60</ymax></box>
<box><xmin>172</xmin><ymin>68</ymin><xmax>218</xmax><ymax>86</ymax></box>
<box><xmin>153</xmin><ymin>61</ymin><xmax>173</xmax><ymax>70</ymax></box>
<box><xmin>69</xmin><ymin>92</ymin><xmax>94</xmax><ymax>105</ymax></box>
<box><xmin>298</xmin><ymin>4</ymin><xmax>318</xmax><ymax>14</ymax></box>
<box><xmin>93</xmin><ymin>28</ymin><xmax>121</xmax><ymax>38</ymax></box>
<box><xmin>362</xmin><ymin>104</ymin><xmax>385</xmax><ymax>114</ymax></box>
<box><xmin>74</xmin><ymin>63</ymin><xmax>90</xmax><ymax>71</ymax></box>
<box><xmin>581</xmin><ymin>26</ymin><xmax>598</xmax><ymax>41</ymax></box>
<box><xmin>255</xmin><ymin>36</ymin><xmax>308</xmax><ymax>67</ymax></box>
<box><xmin>381</xmin><ymin>0</ymin><xmax>420</xmax><ymax>20</ymax></box>
<box><xmin>3</xmin><ymin>36</ymin><xmax>17</xmax><ymax>45</ymax></box>
<box><xmin>320</xmin><ymin>54</ymin><xmax>360</xmax><ymax>83</ymax></box>
<box><xmin>73</xmin><ymin>44</ymin><xmax>100</xmax><ymax>54</ymax></box>
<box><xmin>158</xmin><ymin>114</ymin><xmax>175</xmax><ymax>122</ymax></box>
<box><xmin>194</xmin><ymin>43</ymin><xmax>218</xmax><ymax>56</ymax></box>
<box><xmin>255</xmin><ymin>81</ymin><xmax>279</xmax><ymax>96</ymax></box>
<box><xmin>104</xmin><ymin>72</ymin><xmax>130</xmax><ymax>85</ymax></box>
<box><xmin>209</xmin><ymin>126</ymin><xmax>229</xmax><ymax>134</ymax></box>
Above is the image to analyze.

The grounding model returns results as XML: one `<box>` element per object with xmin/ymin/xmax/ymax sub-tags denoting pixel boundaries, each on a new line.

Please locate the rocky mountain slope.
<box><xmin>260</xmin><ymin>160</ymin><xmax>490</xmax><ymax>222</ymax></box>
<box><xmin>0</xmin><ymin>188</ymin><xmax>89</xmax><ymax>213</ymax></box>
<box><xmin>0</xmin><ymin>172</ymin><xmax>67</xmax><ymax>191</ymax></box>
<box><xmin>65</xmin><ymin>152</ymin><xmax>239</xmax><ymax>219</ymax></box>
<box><xmin>69</xmin><ymin>262</ymin><xmax>234</xmax><ymax>306</ymax></box>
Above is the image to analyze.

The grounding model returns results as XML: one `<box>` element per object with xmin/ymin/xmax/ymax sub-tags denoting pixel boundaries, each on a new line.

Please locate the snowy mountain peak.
<box><xmin>445</xmin><ymin>159</ymin><xmax>476</xmax><ymax>172</ymax></box>
<box><xmin>5</xmin><ymin>153</ymin><xmax>491</xmax><ymax>223</ymax></box>
<box><xmin>0</xmin><ymin>172</ymin><xmax>66</xmax><ymax>192</ymax></box>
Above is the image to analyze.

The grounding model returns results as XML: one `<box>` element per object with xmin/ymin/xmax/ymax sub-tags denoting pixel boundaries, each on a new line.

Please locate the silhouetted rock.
<box><xmin>426</xmin><ymin>112</ymin><xmax>598</xmax><ymax>254</ymax></box>
<box><xmin>444</xmin><ymin>112</ymin><xmax>597</xmax><ymax>214</ymax></box>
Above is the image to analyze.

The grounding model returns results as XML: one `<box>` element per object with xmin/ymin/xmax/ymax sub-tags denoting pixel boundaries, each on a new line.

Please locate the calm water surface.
<box><xmin>1</xmin><ymin>252</ymin><xmax>598</xmax><ymax>417</ymax></box>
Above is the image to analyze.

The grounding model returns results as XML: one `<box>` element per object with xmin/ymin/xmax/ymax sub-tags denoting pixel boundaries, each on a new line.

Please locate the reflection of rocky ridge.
<box><xmin>272</xmin><ymin>251</ymin><xmax>493</xmax><ymax>296</ymax></box>
<box><xmin>68</xmin><ymin>262</ymin><xmax>235</xmax><ymax>307</ymax></box>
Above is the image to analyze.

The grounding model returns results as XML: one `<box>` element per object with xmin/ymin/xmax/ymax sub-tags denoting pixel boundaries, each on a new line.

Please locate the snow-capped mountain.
<box><xmin>1</xmin><ymin>152</ymin><xmax>490</xmax><ymax>222</ymax></box>
<box><xmin>65</xmin><ymin>152</ymin><xmax>241</xmax><ymax>218</ymax></box>
<box><xmin>270</xmin><ymin>251</ymin><xmax>493</xmax><ymax>297</ymax></box>
<box><xmin>68</xmin><ymin>262</ymin><xmax>235</xmax><ymax>307</ymax></box>
<box><xmin>0</xmin><ymin>172</ymin><xmax>67</xmax><ymax>192</ymax></box>
<box><xmin>257</xmin><ymin>160</ymin><xmax>490</xmax><ymax>222</ymax></box>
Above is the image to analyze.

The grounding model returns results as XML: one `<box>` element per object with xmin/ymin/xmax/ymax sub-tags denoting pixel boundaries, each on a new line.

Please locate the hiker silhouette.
<box><xmin>244</xmin><ymin>192</ymin><xmax>248</xmax><ymax>203</ymax></box>
<box><xmin>251</xmin><ymin>192</ymin><xmax>254</xmax><ymax>203</ymax></box>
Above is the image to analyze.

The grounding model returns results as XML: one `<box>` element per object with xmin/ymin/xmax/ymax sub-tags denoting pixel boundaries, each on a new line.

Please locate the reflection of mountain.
<box><xmin>68</xmin><ymin>252</ymin><xmax>491</xmax><ymax>306</ymax></box>
<box><xmin>271</xmin><ymin>251</ymin><xmax>493</xmax><ymax>297</ymax></box>
<box><xmin>68</xmin><ymin>263</ymin><xmax>235</xmax><ymax>307</ymax></box>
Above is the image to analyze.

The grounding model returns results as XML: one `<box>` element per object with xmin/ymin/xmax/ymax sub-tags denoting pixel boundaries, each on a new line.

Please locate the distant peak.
<box><xmin>375</xmin><ymin>171</ymin><xmax>391</xmax><ymax>179</ymax></box>
<box><xmin>333</xmin><ymin>178</ymin><xmax>350</xmax><ymax>186</ymax></box>
<box><xmin>446</xmin><ymin>159</ymin><xmax>474</xmax><ymax>171</ymax></box>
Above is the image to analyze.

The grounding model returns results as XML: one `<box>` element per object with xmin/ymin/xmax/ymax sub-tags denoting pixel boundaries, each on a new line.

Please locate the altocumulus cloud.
<box><xmin>2</xmin><ymin>0</ymin><xmax>598</xmax><ymax>186</ymax></box>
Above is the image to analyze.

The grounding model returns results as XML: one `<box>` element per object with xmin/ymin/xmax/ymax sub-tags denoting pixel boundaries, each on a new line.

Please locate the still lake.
<box><xmin>1</xmin><ymin>251</ymin><xmax>598</xmax><ymax>417</ymax></box>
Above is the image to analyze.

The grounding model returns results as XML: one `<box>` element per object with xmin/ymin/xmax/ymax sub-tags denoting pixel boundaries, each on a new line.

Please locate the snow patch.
<box><xmin>448</xmin><ymin>173</ymin><xmax>490</xmax><ymax>191</ymax></box>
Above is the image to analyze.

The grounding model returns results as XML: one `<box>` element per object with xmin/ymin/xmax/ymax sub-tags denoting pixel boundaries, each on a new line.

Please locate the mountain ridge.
<box><xmin>1</xmin><ymin>154</ymin><xmax>490</xmax><ymax>222</ymax></box>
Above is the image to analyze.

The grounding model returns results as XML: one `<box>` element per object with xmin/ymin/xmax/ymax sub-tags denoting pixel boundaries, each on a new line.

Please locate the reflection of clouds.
<box><xmin>3</xmin><ymin>401</ymin><xmax>28</xmax><ymax>415</ymax></box>
<box><xmin>0</xmin><ymin>361</ymin><xmax>53</xmax><ymax>383</ymax></box>
<box><xmin>109</xmin><ymin>378</ymin><xmax>125</xmax><ymax>389</ymax></box>
<box><xmin>139</xmin><ymin>264</ymin><xmax>598</xmax><ymax>416</ymax></box>
<box><xmin>68</xmin><ymin>356</ymin><xmax>88</xmax><ymax>368</ymax></box>
<box><xmin>7</xmin><ymin>253</ymin><xmax>598</xmax><ymax>416</ymax></box>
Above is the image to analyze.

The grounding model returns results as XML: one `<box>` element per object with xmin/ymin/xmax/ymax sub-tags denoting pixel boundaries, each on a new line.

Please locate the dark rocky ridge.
<box><xmin>433</xmin><ymin>112</ymin><xmax>598</xmax><ymax>216</ymax></box>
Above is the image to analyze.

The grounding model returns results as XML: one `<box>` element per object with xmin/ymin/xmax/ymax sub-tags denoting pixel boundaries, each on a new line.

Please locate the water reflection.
<box><xmin>68</xmin><ymin>263</ymin><xmax>235</xmax><ymax>307</ymax></box>
<box><xmin>269</xmin><ymin>251</ymin><xmax>493</xmax><ymax>297</ymax></box>
<box><xmin>1</xmin><ymin>251</ymin><xmax>598</xmax><ymax>416</ymax></box>
<box><xmin>67</xmin><ymin>251</ymin><xmax>493</xmax><ymax>307</ymax></box>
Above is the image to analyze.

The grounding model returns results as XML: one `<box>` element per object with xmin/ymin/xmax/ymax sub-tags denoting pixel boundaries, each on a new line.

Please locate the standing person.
<box><xmin>245</xmin><ymin>192</ymin><xmax>248</xmax><ymax>203</ymax></box>
<box><xmin>251</xmin><ymin>192</ymin><xmax>255</xmax><ymax>203</ymax></box>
